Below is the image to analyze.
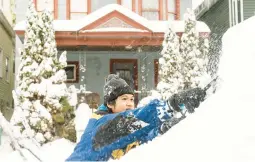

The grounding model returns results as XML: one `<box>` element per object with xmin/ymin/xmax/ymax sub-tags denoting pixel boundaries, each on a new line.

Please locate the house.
<box><xmin>0</xmin><ymin>1</ymin><xmax>15</xmax><ymax>120</ymax></box>
<box><xmin>195</xmin><ymin>0</ymin><xmax>255</xmax><ymax>75</ymax></box>
<box><xmin>14</xmin><ymin>0</ymin><xmax>210</xmax><ymax>105</ymax></box>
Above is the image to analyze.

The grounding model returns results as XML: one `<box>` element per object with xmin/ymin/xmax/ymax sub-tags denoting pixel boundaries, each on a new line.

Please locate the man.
<box><xmin>66</xmin><ymin>74</ymin><xmax>205</xmax><ymax>161</ymax></box>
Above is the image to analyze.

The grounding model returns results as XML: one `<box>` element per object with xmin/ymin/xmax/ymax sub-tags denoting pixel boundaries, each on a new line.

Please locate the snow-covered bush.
<box><xmin>180</xmin><ymin>9</ymin><xmax>209</xmax><ymax>89</ymax></box>
<box><xmin>157</xmin><ymin>25</ymin><xmax>184</xmax><ymax>100</ymax></box>
<box><xmin>11</xmin><ymin>0</ymin><xmax>76</xmax><ymax>145</ymax></box>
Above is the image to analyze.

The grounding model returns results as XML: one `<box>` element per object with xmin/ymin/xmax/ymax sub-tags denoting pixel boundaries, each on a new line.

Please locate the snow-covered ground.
<box><xmin>0</xmin><ymin>137</ymin><xmax>75</xmax><ymax>162</ymax></box>
<box><xmin>1</xmin><ymin>13</ymin><xmax>255</xmax><ymax>162</ymax></box>
<box><xmin>0</xmin><ymin>132</ymin><xmax>14</xmax><ymax>160</ymax></box>
<box><xmin>0</xmin><ymin>103</ymin><xmax>92</xmax><ymax>162</ymax></box>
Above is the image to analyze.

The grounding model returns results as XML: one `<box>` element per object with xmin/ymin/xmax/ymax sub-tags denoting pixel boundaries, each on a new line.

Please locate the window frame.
<box><xmin>154</xmin><ymin>59</ymin><xmax>158</xmax><ymax>87</ymax></box>
<box><xmin>138</xmin><ymin>0</ymin><xmax>163</xmax><ymax>20</ymax></box>
<box><xmin>13</xmin><ymin>49</ymin><xmax>15</xmax><ymax>74</ymax></box>
<box><xmin>65</xmin><ymin>61</ymin><xmax>79</xmax><ymax>83</ymax></box>
<box><xmin>166</xmin><ymin>0</ymin><xmax>177</xmax><ymax>20</ymax></box>
<box><xmin>5</xmin><ymin>57</ymin><xmax>9</xmax><ymax>82</ymax></box>
<box><xmin>34</xmin><ymin>0</ymin><xmax>58</xmax><ymax>19</ymax></box>
<box><xmin>66</xmin><ymin>0</ymin><xmax>89</xmax><ymax>20</ymax></box>
<box><xmin>229</xmin><ymin>0</ymin><xmax>243</xmax><ymax>26</ymax></box>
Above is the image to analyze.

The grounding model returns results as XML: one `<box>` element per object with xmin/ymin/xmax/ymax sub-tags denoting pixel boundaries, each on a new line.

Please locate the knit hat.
<box><xmin>104</xmin><ymin>74</ymin><xmax>134</xmax><ymax>105</ymax></box>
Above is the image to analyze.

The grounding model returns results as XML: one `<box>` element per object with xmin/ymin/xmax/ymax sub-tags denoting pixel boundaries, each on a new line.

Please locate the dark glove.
<box><xmin>92</xmin><ymin>114</ymin><xmax>144</xmax><ymax>150</ymax></box>
<box><xmin>168</xmin><ymin>87</ymin><xmax>206</xmax><ymax>113</ymax></box>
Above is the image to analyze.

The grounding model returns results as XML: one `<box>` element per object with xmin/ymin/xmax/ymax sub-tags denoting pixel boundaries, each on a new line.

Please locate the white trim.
<box><xmin>240</xmin><ymin>0</ymin><xmax>244</xmax><ymax>22</ymax></box>
<box><xmin>229</xmin><ymin>0</ymin><xmax>232</xmax><ymax>27</ymax></box>
<box><xmin>234</xmin><ymin>0</ymin><xmax>238</xmax><ymax>25</ymax></box>
<box><xmin>229</xmin><ymin>0</ymin><xmax>244</xmax><ymax>26</ymax></box>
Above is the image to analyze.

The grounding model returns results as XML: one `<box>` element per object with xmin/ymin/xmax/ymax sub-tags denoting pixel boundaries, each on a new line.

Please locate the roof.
<box><xmin>14</xmin><ymin>4</ymin><xmax>210</xmax><ymax>34</ymax></box>
<box><xmin>194</xmin><ymin>0</ymin><xmax>221</xmax><ymax>19</ymax></box>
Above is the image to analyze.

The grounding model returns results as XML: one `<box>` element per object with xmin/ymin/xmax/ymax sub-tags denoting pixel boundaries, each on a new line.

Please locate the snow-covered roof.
<box><xmin>148</xmin><ymin>20</ymin><xmax>210</xmax><ymax>33</ymax></box>
<box><xmin>195</xmin><ymin>0</ymin><xmax>221</xmax><ymax>19</ymax></box>
<box><xmin>14</xmin><ymin>19</ymin><xmax>80</xmax><ymax>32</ymax></box>
<box><xmin>75</xmin><ymin>4</ymin><xmax>153</xmax><ymax>31</ymax></box>
<box><xmin>80</xmin><ymin>28</ymin><xmax>149</xmax><ymax>33</ymax></box>
<box><xmin>14</xmin><ymin>4</ymin><xmax>210</xmax><ymax>33</ymax></box>
<box><xmin>170</xmin><ymin>20</ymin><xmax>210</xmax><ymax>32</ymax></box>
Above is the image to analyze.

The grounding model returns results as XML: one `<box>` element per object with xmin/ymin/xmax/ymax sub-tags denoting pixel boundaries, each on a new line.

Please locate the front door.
<box><xmin>110</xmin><ymin>59</ymin><xmax>138</xmax><ymax>104</ymax></box>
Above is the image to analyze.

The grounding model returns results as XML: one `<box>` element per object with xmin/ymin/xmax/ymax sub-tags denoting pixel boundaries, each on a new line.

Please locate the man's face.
<box><xmin>107</xmin><ymin>94</ymin><xmax>135</xmax><ymax>113</ymax></box>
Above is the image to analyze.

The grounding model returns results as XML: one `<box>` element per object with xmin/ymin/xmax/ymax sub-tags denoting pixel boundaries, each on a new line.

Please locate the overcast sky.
<box><xmin>192</xmin><ymin>0</ymin><xmax>205</xmax><ymax>9</ymax></box>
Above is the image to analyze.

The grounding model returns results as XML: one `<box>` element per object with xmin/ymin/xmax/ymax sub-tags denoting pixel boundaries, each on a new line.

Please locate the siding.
<box><xmin>0</xmin><ymin>19</ymin><xmax>15</xmax><ymax>120</ymax></box>
<box><xmin>199</xmin><ymin>0</ymin><xmax>229</xmax><ymax>38</ymax></box>
<box><xmin>243</xmin><ymin>0</ymin><xmax>255</xmax><ymax>20</ymax></box>
<box><xmin>58</xmin><ymin>50</ymin><xmax>160</xmax><ymax>104</ymax></box>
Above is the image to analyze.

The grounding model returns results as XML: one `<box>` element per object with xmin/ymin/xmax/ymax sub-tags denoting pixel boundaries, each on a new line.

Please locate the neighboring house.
<box><xmin>0</xmin><ymin>9</ymin><xmax>15</xmax><ymax>120</ymax></box>
<box><xmin>14</xmin><ymin>0</ymin><xmax>210</xmax><ymax>104</ymax></box>
<box><xmin>0</xmin><ymin>0</ymin><xmax>15</xmax><ymax>26</ymax></box>
<box><xmin>195</xmin><ymin>0</ymin><xmax>255</xmax><ymax>74</ymax></box>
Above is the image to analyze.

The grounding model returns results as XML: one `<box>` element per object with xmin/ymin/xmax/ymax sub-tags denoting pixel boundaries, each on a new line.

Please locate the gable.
<box><xmin>95</xmin><ymin>17</ymin><xmax>134</xmax><ymax>29</ymax></box>
<box><xmin>79</xmin><ymin>10</ymin><xmax>152</xmax><ymax>32</ymax></box>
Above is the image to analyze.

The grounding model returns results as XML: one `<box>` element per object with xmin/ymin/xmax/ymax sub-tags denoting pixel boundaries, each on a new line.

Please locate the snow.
<box><xmin>14</xmin><ymin>4</ymin><xmax>210</xmax><ymax>34</ymax></box>
<box><xmin>74</xmin><ymin>103</ymin><xmax>92</xmax><ymax>143</ymax></box>
<box><xmin>0</xmin><ymin>138</ymin><xmax>75</xmax><ymax>162</ymax></box>
<box><xmin>80</xmin><ymin>27</ymin><xmax>149</xmax><ymax>33</ymax></box>
<box><xmin>148</xmin><ymin>20</ymin><xmax>210</xmax><ymax>33</ymax></box>
<box><xmin>0</xmin><ymin>103</ymin><xmax>91</xmax><ymax>162</ymax></box>
<box><xmin>192</xmin><ymin>0</ymin><xmax>205</xmax><ymax>9</ymax></box>
<box><xmin>3</xmin><ymin>6</ymin><xmax>255</xmax><ymax>162</ymax></box>
<box><xmin>117</xmin><ymin>16</ymin><xmax>255</xmax><ymax>162</ymax></box>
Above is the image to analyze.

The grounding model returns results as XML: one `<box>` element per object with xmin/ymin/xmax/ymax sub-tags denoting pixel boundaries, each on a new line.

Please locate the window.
<box><xmin>0</xmin><ymin>49</ymin><xmax>2</xmax><ymax>78</ymax></box>
<box><xmin>69</xmin><ymin>0</ymin><xmax>88</xmax><ymax>19</ymax></box>
<box><xmin>167</xmin><ymin>0</ymin><xmax>175</xmax><ymax>20</ymax></box>
<box><xmin>5</xmin><ymin>57</ymin><xmax>9</xmax><ymax>82</ymax></box>
<box><xmin>67</xmin><ymin>0</ymin><xmax>133</xmax><ymax>20</ymax></box>
<box><xmin>237</xmin><ymin>0</ymin><xmax>242</xmax><ymax>23</ymax></box>
<box><xmin>154</xmin><ymin>59</ymin><xmax>158</xmax><ymax>87</ymax></box>
<box><xmin>13</xmin><ymin>50</ymin><xmax>15</xmax><ymax>73</ymax></box>
<box><xmin>141</xmin><ymin>0</ymin><xmax>161</xmax><ymax>20</ymax></box>
<box><xmin>64</xmin><ymin>61</ymin><xmax>79</xmax><ymax>83</ymax></box>
<box><xmin>116</xmin><ymin>69</ymin><xmax>132</xmax><ymax>86</ymax></box>
<box><xmin>35</xmin><ymin>0</ymin><xmax>57</xmax><ymax>19</ymax></box>
<box><xmin>91</xmin><ymin>0</ymin><xmax>118</xmax><ymax>12</ymax></box>
<box><xmin>229</xmin><ymin>0</ymin><xmax>243</xmax><ymax>26</ymax></box>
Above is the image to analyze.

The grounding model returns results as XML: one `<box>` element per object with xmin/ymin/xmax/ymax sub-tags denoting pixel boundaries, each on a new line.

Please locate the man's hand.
<box><xmin>168</xmin><ymin>87</ymin><xmax>206</xmax><ymax>113</ymax></box>
<box><xmin>92</xmin><ymin>114</ymin><xmax>145</xmax><ymax>150</ymax></box>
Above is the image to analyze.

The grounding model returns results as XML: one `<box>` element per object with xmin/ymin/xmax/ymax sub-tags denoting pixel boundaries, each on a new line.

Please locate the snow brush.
<box><xmin>168</xmin><ymin>76</ymin><xmax>219</xmax><ymax>115</ymax></box>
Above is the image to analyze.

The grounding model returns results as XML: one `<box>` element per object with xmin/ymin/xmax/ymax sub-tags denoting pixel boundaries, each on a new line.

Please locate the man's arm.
<box><xmin>92</xmin><ymin>99</ymin><xmax>171</xmax><ymax>151</ymax></box>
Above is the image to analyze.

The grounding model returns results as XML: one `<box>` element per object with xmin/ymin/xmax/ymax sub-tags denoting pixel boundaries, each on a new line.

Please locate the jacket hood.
<box><xmin>98</xmin><ymin>104</ymin><xmax>108</xmax><ymax>111</ymax></box>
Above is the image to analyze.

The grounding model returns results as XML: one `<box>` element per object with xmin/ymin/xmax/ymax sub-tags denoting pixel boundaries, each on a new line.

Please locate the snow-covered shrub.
<box><xmin>11</xmin><ymin>0</ymin><xmax>76</xmax><ymax>144</ymax></box>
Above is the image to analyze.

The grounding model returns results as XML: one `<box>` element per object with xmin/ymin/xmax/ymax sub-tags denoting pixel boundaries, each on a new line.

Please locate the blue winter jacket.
<box><xmin>66</xmin><ymin>99</ymin><xmax>171</xmax><ymax>161</ymax></box>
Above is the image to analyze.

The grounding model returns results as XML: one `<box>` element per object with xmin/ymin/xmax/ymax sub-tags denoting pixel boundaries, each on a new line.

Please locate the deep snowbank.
<box><xmin>119</xmin><ymin>16</ymin><xmax>255</xmax><ymax>162</ymax></box>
